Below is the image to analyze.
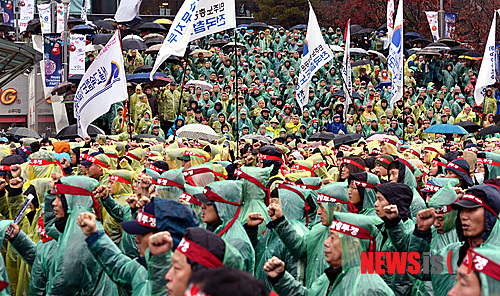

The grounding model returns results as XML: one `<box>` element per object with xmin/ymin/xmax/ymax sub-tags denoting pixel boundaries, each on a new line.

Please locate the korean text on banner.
<box><xmin>425</xmin><ymin>11</ymin><xmax>440</xmax><ymax>42</ymax></box>
<box><xmin>388</xmin><ymin>0</ymin><xmax>404</xmax><ymax>109</ymax></box>
<box><xmin>295</xmin><ymin>2</ymin><xmax>333</xmax><ymax>111</ymax></box>
<box><xmin>342</xmin><ymin>19</ymin><xmax>352</xmax><ymax>119</ymax></box>
<box><xmin>75</xmin><ymin>30</ymin><xmax>128</xmax><ymax>138</ymax></box>
<box><xmin>474</xmin><ymin>11</ymin><xmax>498</xmax><ymax>106</ymax></box>
<box><xmin>69</xmin><ymin>34</ymin><xmax>86</xmax><ymax>76</ymax></box>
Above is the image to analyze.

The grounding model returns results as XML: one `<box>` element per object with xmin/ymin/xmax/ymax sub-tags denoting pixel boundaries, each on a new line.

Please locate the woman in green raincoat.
<box><xmin>199</xmin><ymin>180</ymin><xmax>255</xmax><ymax>274</ymax></box>
<box><xmin>265</xmin><ymin>212</ymin><xmax>394</xmax><ymax>296</ymax></box>
<box><xmin>347</xmin><ymin>172</ymin><xmax>380</xmax><ymax>216</ymax></box>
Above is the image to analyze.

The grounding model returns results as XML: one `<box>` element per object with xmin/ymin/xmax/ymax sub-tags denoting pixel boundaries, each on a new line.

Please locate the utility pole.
<box><xmin>438</xmin><ymin>0</ymin><xmax>445</xmax><ymax>39</ymax></box>
<box><xmin>62</xmin><ymin>0</ymin><xmax>70</xmax><ymax>82</ymax></box>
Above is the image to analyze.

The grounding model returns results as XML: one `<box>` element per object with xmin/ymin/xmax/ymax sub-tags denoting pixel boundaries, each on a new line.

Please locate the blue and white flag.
<box><xmin>388</xmin><ymin>0</ymin><xmax>404</xmax><ymax>109</ymax></box>
<box><xmin>342</xmin><ymin>19</ymin><xmax>352</xmax><ymax>119</ymax></box>
<box><xmin>151</xmin><ymin>0</ymin><xmax>235</xmax><ymax>80</ymax></box>
<box><xmin>75</xmin><ymin>30</ymin><xmax>127</xmax><ymax>137</ymax></box>
<box><xmin>475</xmin><ymin>10</ymin><xmax>498</xmax><ymax>106</ymax></box>
<box><xmin>296</xmin><ymin>2</ymin><xmax>333</xmax><ymax>111</ymax></box>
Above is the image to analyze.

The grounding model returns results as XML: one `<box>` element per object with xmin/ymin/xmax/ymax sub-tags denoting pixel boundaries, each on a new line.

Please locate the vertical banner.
<box><xmin>20</xmin><ymin>0</ymin><xmax>35</xmax><ymax>33</ymax></box>
<box><xmin>44</xmin><ymin>34</ymin><xmax>63</xmax><ymax>88</ymax></box>
<box><xmin>387</xmin><ymin>0</ymin><xmax>394</xmax><ymax>39</ymax></box>
<box><xmin>342</xmin><ymin>19</ymin><xmax>352</xmax><ymax>119</ymax></box>
<box><xmin>388</xmin><ymin>0</ymin><xmax>404</xmax><ymax>109</ymax></box>
<box><xmin>474</xmin><ymin>10</ymin><xmax>497</xmax><ymax>105</ymax></box>
<box><xmin>28</xmin><ymin>65</ymin><xmax>36</xmax><ymax>130</ymax></box>
<box><xmin>81</xmin><ymin>0</ymin><xmax>88</xmax><ymax>22</ymax></box>
<box><xmin>69</xmin><ymin>34</ymin><xmax>86</xmax><ymax>76</ymax></box>
<box><xmin>495</xmin><ymin>44</ymin><xmax>500</xmax><ymax>84</ymax></box>
<box><xmin>1</xmin><ymin>0</ymin><xmax>14</xmax><ymax>26</ymax></box>
<box><xmin>425</xmin><ymin>11</ymin><xmax>440</xmax><ymax>42</ymax></box>
<box><xmin>57</xmin><ymin>3</ymin><xmax>70</xmax><ymax>33</ymax></box>
<box><xmin>444</xmin><ymin>13</ymin><xmax>456</xmax><ymax>39</ymax></box>
<box><xmin>38</xmin><ymin>4</ymin><xmax>51</xmax><ymax>34</ymax></box>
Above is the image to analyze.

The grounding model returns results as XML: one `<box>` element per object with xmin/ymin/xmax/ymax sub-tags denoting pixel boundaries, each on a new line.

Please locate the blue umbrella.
<box><xmin>424</xmin><ymin>124</ymin><xmax>469</xmax><ymax>135</ymax></box>
<box><xmin>127</xmin><ymin>72</ymin><xmax>167</xmax><ymax>83</ymax></box>
<box><xmin>68</xmin><ymin>74</ymin><xmax>84</xmax><ymax>84</ymax></box>
<box><xmin>405</xmin><ymin>32</ymin><xmax>423</xmax><ymax>40</ymax></box>
<box><xmin>290</xmin><ymin>24</ymin><xmax>307</xmax><ymax>30</ymax></box>
<box><xmin>71</xmin><ymin>24</ymin><xmax>95</xmax><ymax>34</ymax></box>
<box><xmin>375</xmin><ymin>81</ymin><xmax>391</xmax><ymax>89</ymax></box>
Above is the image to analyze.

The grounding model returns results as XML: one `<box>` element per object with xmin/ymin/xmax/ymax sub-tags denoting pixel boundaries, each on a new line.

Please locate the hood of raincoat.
<box><xmin>318</xmin><ymin>181</ymin><xmax>350</xmax><ymax>224</ymax></box>
<box><xmin>110</xmin><ymin>169</ymin><xmax>135</xmax><ymax>197</ymax></box>
<box><xmin>157</xmin><ymin>168</ymin><xmax>185</xmax><ymax>201</ymax></box>
<box><xmin>277</xmin><ymin>183</ymin><xmax>311</xmax><ymax>223</ymax></box>
<box><xmin>206</xmin><ymin>180</ymin><xmax>243</xmax><ymax>226</ymax></box>
<box><xmin>429</xmin><ymin>182</ymin><xmax>459</xmax><ymax>232</ymax></box>
<box><xmin>26</xmin><ymin>150</ymin><xmax>64</xmax><ymax>181</ymax></box>
<box><xmin>465</xmin><ymin>244</ymin><xmax>500</xmax><ymax>295</ymax></box>
<box><xmin>478</xmin><ymin>152</ymin><xmax>500</xmax><ymax>180</ymax></box>
<box><xmin>348</xmin><ymin>172</ymin><xmax>380</xmax><ymax>213</ymax></box>
<box><xmin>375</xmin><ymin>183</ymin><xmax>413</xmax><ymax>221</ymax></box>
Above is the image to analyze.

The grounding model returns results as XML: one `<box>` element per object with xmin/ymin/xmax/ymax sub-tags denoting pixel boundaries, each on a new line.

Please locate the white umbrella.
<box><xmin>177</xmin><ymin>124</ymin><xmax>219</xmax><ymax>141</ymax></box>
<box><xmin>85</xmin><ymin>44</ymin><xmax>104</xmax><ymax>52</ymax></box>
<box><xmin>185</xmin><ymin>80</ymin><xmax>213</xmax><ymax>92</ymax></box>
<box><xmin>330</xmin><ymin>45</ymin><xmax>344</xmax><ymax>52</ymax></box>
<box><xmin>350</xmin><ymin>48</ymin><xmax>369</xmax><ymax>56</ymax></box>
<box><xmin>367</xmin><ymin>50</ymin><xmax>387</xmax><ymax>63</ymax></box>
<box><xmin>143</xmin><ymin>33</ymin><xmax>164</xmax><ymax>41</ymax></box>
<box><xmin>123</xmin><ymin>34</ymin><xmax>144</xmax><ymax>41</ymax></box>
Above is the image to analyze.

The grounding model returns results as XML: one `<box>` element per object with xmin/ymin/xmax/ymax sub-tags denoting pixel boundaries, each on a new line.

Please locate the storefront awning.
<box><xmin>0</xmin><ymin>39</ymin><xmax>42</xmax><ymax>89</ymax></box>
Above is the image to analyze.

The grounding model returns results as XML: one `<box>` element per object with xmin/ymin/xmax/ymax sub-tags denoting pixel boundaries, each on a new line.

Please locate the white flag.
<box><xmin>75</xmin><ymin>30</ymin><xmax>127</xmax><ymax>137</ymax></box>
<box><xmin>425</xmin><ymin>11</ymin><xmax>440</xmax><ymax>42</ymax></box>
<box><xmin>115</xmin><ymin>0</ymin><xmax>143</xmax><ymax>23</ymax></box>
<box><xmin>81</xmin><ymin>0</ymin><xmax>88</xmax><ymax>22</ymax></box>
<box><xmin>387</xmin><ymin>0</ymin><xmax>394</xmax><ymax>39</ymax></box>
<box><xmin>475</xmin><ymin>10</ymin><xmax>498</xmax><ymax>106</ymax></box>
<box><xmin>388</xmin><ymin>0</ymin><xmax>404</xmax><ymax>109</ymax></box>
<box><xmin>342</xmin><ymin>19</ymin><xmax>352</xmax><ymax>119</ymax></box>
<box><xmin>295</xmin><ymin>2</ymin><xmax>333</xmax><ymax>111</ymax></box>
<box><xmin>38</xmin><ymin>4</ymin><xmax>51</xmax><ymax>34</ymax></box>
<box><xmin>57</xmin><ymin>3</ymin><xmax>70</xmax><ymax>33</ymax></box>
<box><xmin>151</xmin><ymin>0</ymin><xmax>236</xmax><ymax>79</ymax></box>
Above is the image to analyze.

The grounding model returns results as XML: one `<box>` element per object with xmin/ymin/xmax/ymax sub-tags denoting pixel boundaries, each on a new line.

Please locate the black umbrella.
<box><xmin>460</xmin><ymin>51</ymin><xmax>482</xmax><ymax>61</ymax></box>
<box><xmin>139</xmin><ymin>22</ymin><xmax>167</xmax><ymax>32</ymax></box>
<box><xmin>350</xmin><ymin>25</ymin><xmax>363</xmax><ymax>34</ymax></box>
<box><xmin>71</xmin><ymin>24</ymin><xmax>95</xmax><ymax>34</ymax></box>
<box><xmin>122</xmin><ymin>38</ymin><xmax>148</xmax><ymax>50</ymax></box>
<box><xmin>425</xmin><ymin>42</ymin><xmax>450</xmax><ymax>51</ymax></box>
<box><xmin>334</xmin><ymin>133</ymin><xmax>362</xmax><ymax>146</ymax></box>
<box><xmin>210</xmin><ymin>39</ymin><xmax>229</xmax><ymax>47</ymax></box>
<box><xmin>332</xmin><ymin>89</ymin><xmax>362</xmax><ymax>99</ymax></box>
<box><xmin>351</xmin><ymin>59</ymin><xmax>371</xmax><ymax>67</ymax></box>
<box><xmin>308</xmin><ymin>132</ymin><xmax>335</xmax><ymax>141</ymax></box>
<box><xmin>7</xmin><ymin>127</ymin><xmax>41</xmax><ymax>138</ymax></box>
<box><xmin>145</xmin><ymin>37</ymin><xmax>164</xmax><ymax>46</ymax></box>
<box><xmin>133</xmin><ymin>134</ymin><xmax>165</xmax><ymax>142</ymax></box>
<box><xmin>68</xmin><ymin>74</ymin><xmax>84</xmax><ymax>84</ymax></box>
<box><xmin>92</xmin><ymin>34</ymin><xmax>113</xmax><ymax>45</ymax></box>
<box><xmin>25</xmin><ymin>18</ymin><xmax>41</xmax><ymax>34</ymax></box>
<box><xmin>93</xmin><ymin>20</ymin><xmax>116</xmax><ymax>31</ymax></box>
<box><xmin>247</xmin><ymin>22</ymin><xmax>269</xmax><ymax>30</ymax></box>
<box><xmin>411</xmin><ymin>38</ymin><xmax>432</xmax><ymax>47</ymax></box>
<box><xmin>454</xmin><ymin>121</ymin><xmax>481</xmax><ymax>133</ymax></box>
<box><xmin>0</xmin><ymin>22</ymin><xmax>14</xmax><ymax>33</ymax></box>
<box><xmin>353</xmin><ymin>28</ymin><xmax>375</xmax><ymax>35</ymax></box>
<box><xmin>477</xmin><ymin>124</ymin><xmax>500</xmax><ymax>137</ymax></box>
<box><xmin>290</xmin><ymin>24</ymin><xmax>307</xmax><ymax>30</ymax></box>
<box><xmin>55</xmin><ymin>124</ymin><xmax>105</xmax><ymax>139</ymax></box>
<box><xmin>438</xmin><ymin>38</ymin><xmax>461</xmax><ymax>47</ymax></box>
<box><xmin>51</xmin><ymin>81</ymin><xmax>73</xmax><ymax>95</ymax></box>
<box><xmin>448</xmin><ymin>46</ymin><xmax>470</xmax><ymax>56</ymax></box>
<box><xmin>133</xmin><ymin>65</ymin><xmax>153</xmax><ymax>73</ymax></box>
<box><xmin>68</xmin><ymin>17</ymin><xmax>85</xmax><ymax>26</ymax></box>
<box><xmin>404</xmin><ymin>32</ymin><xmax>423</xmax><ymax>40</ymax></box>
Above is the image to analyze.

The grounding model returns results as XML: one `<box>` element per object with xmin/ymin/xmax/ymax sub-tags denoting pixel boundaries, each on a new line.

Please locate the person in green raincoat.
<box><xmin>196</xmin><ymin>180</ymin><xmax>255</xmax><ymax>274</ymax></box>
<box><xmin>347</xmin><ymin>172</ymin><xmax>380</xmax><ymax>216</ymax></box>
<box><xmin>0</xmin><ymin>220</ymin><xmax>14</xmax><ymax>296</ymax></box>
<box><xmin>409</xmin><ymin>184</ymin><xmax>500</xmax><ymax>296</ymax></box>
<box><xmin>264</xmin><ymin>211</ymin><xmax>394</xmax><ymax>296</ymax></box>
<box><xmin>271</xmin><ymin>182</ymin><xmax>357</xmax><ymax>288</ymax></box>
<box><xmin>245</xmin><ymin>182</ymin><xmax>311</xmax><ymax>290</ymax></box>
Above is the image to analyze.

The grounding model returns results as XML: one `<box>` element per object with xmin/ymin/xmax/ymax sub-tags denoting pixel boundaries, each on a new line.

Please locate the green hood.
<box><xmin>318</xmin><ymin>181</ymin><xmax>349</xmax><ymax>224</ymax></box>
<box><xmin>61</xmin><ymin>176</ymin><xmax>99</xmax><ymax>212</ymax></box>
<box><xmin>277</xmin><ymin>184</ymin><xmax>311</xmax><ymax>223</ymax></box>
<box><xmin>157</xmin><ymin>168</ymin><xmax>185</xmax><ymax>201</ymax></box>
<box><xmin>207</xmin><ymin>180</ymin><xmax>244</xmax><ymax>225</ymax></box>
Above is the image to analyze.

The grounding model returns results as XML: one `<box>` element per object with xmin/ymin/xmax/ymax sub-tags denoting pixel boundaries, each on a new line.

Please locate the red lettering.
<box><xmin>360</xmin><ymin>252</ymin><xmax>374</xmax><ymax>274</ymax></box>
<box><xmin>375</xmin><ymin>252</ymin><xmax>386</xmax><ymax>275</ymax></box>
<box><xmin>408</xmin><ymin>252</ymin><xmax>421</xmax><ymax>274</ymax></box>
<box><xmin>386</xmin><ymin>252</ymin><xmax>408</xmax><ymax>275</ymax></box>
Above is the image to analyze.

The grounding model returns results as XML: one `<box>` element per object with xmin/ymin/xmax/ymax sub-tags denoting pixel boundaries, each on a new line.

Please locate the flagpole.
<box><xmin>176</xmin><ymin>52</ymin><xmax>189</xmax><ymax>130</ymax></box>
<box><xmin>233</xmin><ymin>28</ymin><xmax>239</xmax><ymax>158</ymax></box>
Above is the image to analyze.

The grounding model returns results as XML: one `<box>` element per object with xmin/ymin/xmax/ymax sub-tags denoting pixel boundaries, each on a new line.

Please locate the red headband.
<box><xmin>157</xmin><ymin>177</ymin><xmax>185</xmax><ymax>189</ymax></box>
<box><xmin>203</xmin><ymin>188</ymin><xmax>241</xmax><ymax>236</ymax></box>
<box><xmin>312</xmin><ymin>161</ymin><xmax>327</xmax><ymax>171</ymax></box>
<box><xmin>339</xmin><ymin>145</ymin><xmax>350</xmax><ymax>151</ymax></box>
<box><xmin>20</xmin><ymin>146</ymin><xmax>31</xmax><ymax>155</ymax></box>
<box><xmin>177</xmin><ymin>237</ymin><xmax>223</xmax><ymax>269</ymax></box>
<box><xmin>0</xmin><ymin>165</ymin><xmax>10</xmax><ymax>171</ymax></box>
<box><xmin>447</xmin><ymin>162</ymin><xmax>468</xmax><ymax>175</ymax></box>
<box><xmin>138</xmin><ymin>172</ymin><xmax>158</xmax><ymax>185</ymax></box>
<box><xmin>149</xmin><ymin>164</ymin><xmax>167</xmax><ymax>173</ymax></box>
<box><xmin>477</xmin><ymin>158</ymin><xmax>500</xmax><ymax>168</ymax></box>
<box><xmin>431</xmin><ymin>159</ymin><xmax>447</xmax><ymax>167</ymax></box>
<box><xmin>183</xmin><ymin>167</ymin><xmax>215</xmax><ymax>187</ymax></box>
<box><xmin>109</xmin><ymin>175</ymin><xmax>133</xmax><ymax>187</ymax></box>
<box><xmin>376</xmin><ymin>157</ymin><xmax>391</xmax><ymax>165</ymax></box>
<box><xmin>397</xmin><ymin>158</ymin><xmax>415</xmax><ymax>173</ymax></box>
<box><xmin>54</xmin><ymin>183</ymin><xmax>101</xmax><ymax>220</ymax></box>
<box><xmin>29</xmin><ymin>159</ymin><xmax>66</xmax><ymax>176</ymax></box>
<box><xmin>283</xmin><ymin>179</ymin><xmax>321</xmax><ymax>190</ymax></box>
<box><xmin>185</xmin><ymin>150</ymin><xmax>209</xmax><ymax>161</ymax></box>
<box><xmin>37</xmin><ymin>214</ymin><xmax>53</xmax><ymax>243</ymax></box>
<box><xmin>136</xmin><ymin>208</ymin><xmax>157</xmax><ymax>228</ymax></box>
<box><xmin>180</xmin><ymin>192</ymin><xmax>202</xmax><ymax>206</ymax></box>
<box><xmin>81</xmin><ymin>154</ymin><xmax>109</xmax><ymax>169</ymax></box>
<box><xmin>424</xmin><ymin>184</ymin><xmax>441</xmax><ymax>193</ymax></box>
<box><xmin>461</xmin><ymin>194</ymin><xmax>499</xmax><ymax>218</ymax></box>
<box><xmin>234</xmin><ymin>169</ymin><xmax>270</xmax><ymax>200</ymax></box>
<box><xmin>352</xmin><ymin>179</ymin><xmax>375</xmax><ymax>189</ymax></box>
<box><xmin>434</xmin><ymin>204</ymin><xmax>454</xmax><ymax>214</ymax></box>
<box><xmin>104</xmin><ymin>153</ymin><xmax>119</xmax><ymax>159</ymax></box>
<box><xmin>424</xmin><ymin>147</ymin><xmax>441</xmax><ymax>156</ymax></box>
<box><xmin>258</xmin><ymin>153</ymin><xmax>282</xmax><ymax>162</ymax></box>
<box><xmin>406</xmin><ymin>149</ymin><xmax>420</xmax><ymax>158</ymax></box>
<box><xmin>146</xmin><ymin>151</ymin><xmax>157</xmax><ymax>157</ymax></box>
<box><xmin>291</xmin><ymin>164</ymin><xmax>314</xmax><ymax>173</ymax></box>
<box><xmin>342</xmin><ymin>158</ymin><xmax>366</xmax><ymax>171</ymax></box>
<box><xmin>317</xmin><ymin>193</ymin><xmax>358</xmax><ymax>213</ymax></box>
<box><xmin>462</xmin><ymin>249</ymin><xmax>500</xmax><ymax>281</ymax></box>
<box><xmin>330</xmin><ymin>220</ymin><xmax>376</xmax><ymax>251</ymax></box>
<box><xmin>125</xmin><ymin>152</ymin><xmax>141</xmax><ymax>162</ymax></box>
<box><xmin>381</xmin><ymin>138</ymin><xmax>397</xmax><ymax>146</ymax></box>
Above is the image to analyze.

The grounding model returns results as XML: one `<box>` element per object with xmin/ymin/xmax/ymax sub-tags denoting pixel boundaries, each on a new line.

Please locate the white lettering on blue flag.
<box><xmin>475</xmin><ymin>11</ymin><xmax>498</xmax><ymax>105</ymax></box>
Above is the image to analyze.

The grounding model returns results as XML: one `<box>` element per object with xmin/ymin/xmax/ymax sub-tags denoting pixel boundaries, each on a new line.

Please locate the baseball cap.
<box><xmin>121</xmin><ymin>200</ymin><xmax>158</xmax><ymax>235</ymax></box>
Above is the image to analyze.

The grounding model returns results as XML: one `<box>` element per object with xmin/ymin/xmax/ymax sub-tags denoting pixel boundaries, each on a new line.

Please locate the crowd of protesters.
<box><xmin>0</xmin><ymin>23</ymin><xmax>499</xmax><ymax>296</ymax></box>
